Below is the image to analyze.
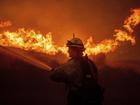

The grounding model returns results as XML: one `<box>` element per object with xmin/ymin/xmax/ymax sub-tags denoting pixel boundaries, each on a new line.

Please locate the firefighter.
<box><xmin>50</xmin><ymin>36</ymin><xmax>104</xmax><ymax>105</ymax></box>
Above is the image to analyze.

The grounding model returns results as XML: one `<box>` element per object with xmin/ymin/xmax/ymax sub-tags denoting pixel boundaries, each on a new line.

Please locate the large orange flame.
<box><xmin>0</xmin><ymin>8</ymin><xmax>140</xmax><ymax>56</ymax></box>
<box><xmin>85</xmin><ymin>8</ymin><xmax>139</xmax><ymax>56</ymax></box>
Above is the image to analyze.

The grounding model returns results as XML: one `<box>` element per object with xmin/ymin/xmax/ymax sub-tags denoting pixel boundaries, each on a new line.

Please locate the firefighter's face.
<box><xmin>68</xmin><ymin>47</ymin><xmax>83</xmax><ymax>57</ymax></box>
<box><xmin>68</xmin><ymin>47</ymin><xmax>75</xmax><ymax>57</ymax></box>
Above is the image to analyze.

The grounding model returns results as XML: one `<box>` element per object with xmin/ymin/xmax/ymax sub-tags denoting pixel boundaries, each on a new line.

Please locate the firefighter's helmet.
<box><xmin>66</xmin><ymin>35</ymin><xmax>85</xmax><ymax>50</ymax></box>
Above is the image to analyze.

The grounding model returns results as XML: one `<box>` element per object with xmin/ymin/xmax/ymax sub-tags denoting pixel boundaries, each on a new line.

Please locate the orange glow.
<box><xmin>0</xmin><ymin>8</ymin><xmax>139</xmax><ymax>56</ymax></box>
<box><xmin>0</xmin><ymin>20</ymin><xmax>12</xmax><ymax>28</ymax></box>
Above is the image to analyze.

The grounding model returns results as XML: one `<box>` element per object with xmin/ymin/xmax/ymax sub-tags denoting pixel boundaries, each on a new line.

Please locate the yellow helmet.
<box><xmin>66</xmin><ymin>34</ymin><xmax>85</xmax><ymax>49</ymax></box>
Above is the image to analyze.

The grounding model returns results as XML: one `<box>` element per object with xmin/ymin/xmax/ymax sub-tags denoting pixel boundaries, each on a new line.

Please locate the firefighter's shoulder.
<box><xmin>50</xmin><ymin>58</ymin><xmax>81</xmax><ymax>82</ymax></box>
<box><xmin>55</xmin><ymin>58</ymin><xmax>81</xmax><ymax>75</ymax></box>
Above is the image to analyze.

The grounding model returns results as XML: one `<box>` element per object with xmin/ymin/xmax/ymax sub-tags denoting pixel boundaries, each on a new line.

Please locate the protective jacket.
<box><xmin>50</xmin><ymin>56</ymin><xmax>97</xmax><ymax>88</ymax></box>
<box><xmin>50</xmin><ymin>56</ymin><xmax>103</xmax><ymax>105</ymax></box>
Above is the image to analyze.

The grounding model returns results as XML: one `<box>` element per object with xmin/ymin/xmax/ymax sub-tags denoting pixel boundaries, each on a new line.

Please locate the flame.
<box><xmin>123</xmin><ymin>8</ymin><xmax>140</xmax><ymax>33</ymax></box>
<box><xmin>0</xmin><ymin>20</ymin><xmax>12</xmax><ymax>28</ymax></box>
<box><xmin>84</xmin><ymin>38</ymin><xmax>118</xmax><ymax>56</ymax></box>
<box><xmin>0</xmin><ymin>8</ymin><xmax>140</xmax><ymax>56</ymax></box>
<box><xmin>85</xmin><ymin>8</ymin><xmax>139</xmax><ymax>56</ymax></box>
<box><xmin>0</xmin><ymin>28</ymin><xmax>67</xmax><ymax>55</ymax></box>
<box><xmin>114</xmin><ymin>29</ymin><xmax>135</xmax><ymax>45</ymax></box>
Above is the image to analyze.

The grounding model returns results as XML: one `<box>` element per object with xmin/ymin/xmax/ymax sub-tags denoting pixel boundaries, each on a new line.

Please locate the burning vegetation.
<box><xmin>0</xmin><ymin>8</ymin><xmax>139</xmax><ymax>57</ymax></box>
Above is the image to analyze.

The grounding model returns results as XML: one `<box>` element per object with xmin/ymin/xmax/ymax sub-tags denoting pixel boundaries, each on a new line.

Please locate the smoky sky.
<box><xmin>0</xmin><ymin>0</ymin><xmax>140</xmax><ymax>60</ymax></box>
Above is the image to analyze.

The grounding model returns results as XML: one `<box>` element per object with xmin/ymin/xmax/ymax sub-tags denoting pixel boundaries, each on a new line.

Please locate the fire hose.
<box><xmin>0</xmin><ymin>47</ymin><xmax>52</xmax><ymax>71</ymax></box>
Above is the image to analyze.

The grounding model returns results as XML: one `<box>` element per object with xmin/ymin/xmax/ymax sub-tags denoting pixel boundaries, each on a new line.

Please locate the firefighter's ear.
<box><xmin>66</xmin><ymin>40</ymin><xmax>71</xmax><ymax>45</ymax></box>
<box><xmin>85</xmin><ymin>54</ymin><xmax>88</xmax><ymax>59</ymax></box>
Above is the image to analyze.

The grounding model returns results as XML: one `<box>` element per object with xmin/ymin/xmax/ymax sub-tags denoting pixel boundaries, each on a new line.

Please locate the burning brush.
<box><xmin>0</xmin><ymin>8</ymin><xmax>140</xmax><ymax>71</ymax></box>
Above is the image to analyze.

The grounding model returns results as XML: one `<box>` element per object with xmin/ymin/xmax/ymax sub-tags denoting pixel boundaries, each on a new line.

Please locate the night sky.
<box><xmin>0</xmin><ymin>0</ymin><xmax>140</xmax><ymax>61</ymax></box>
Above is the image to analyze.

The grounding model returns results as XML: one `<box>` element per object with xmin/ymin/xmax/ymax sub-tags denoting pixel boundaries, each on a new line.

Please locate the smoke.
<box><xmin>0</xmin><ymin>0</ymin><xmax>140</xmax><ymax>61</ymax></box>
<box><xmin>0</xmin><ymin>0</ymin><xmax>139</xmax><ymax>39</ymax></box>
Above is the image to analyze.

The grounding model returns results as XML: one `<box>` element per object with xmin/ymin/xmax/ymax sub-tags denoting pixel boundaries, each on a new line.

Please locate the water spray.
<box><xmin>0</xmin><ymin>47</ymin><xmax>52</xmax><ymax>71</ymax></box>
